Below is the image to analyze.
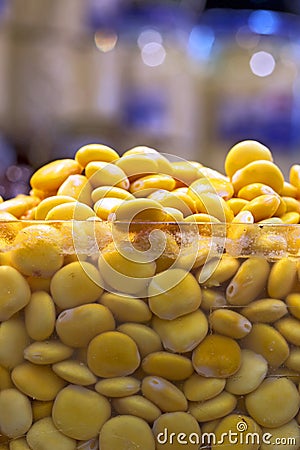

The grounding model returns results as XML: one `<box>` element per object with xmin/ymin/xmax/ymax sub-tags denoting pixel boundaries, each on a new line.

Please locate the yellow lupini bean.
<box><xmin>130</xmin><ymin>174</ymin><xmax>176</xmax><ymax>197</ymax></box>
<box><xmin>240</xmin><ymin>194</ymin><xmax>280</xmax><ymax>221</ymax></box>
<box><xmin>226</xmin><ymin>197</ymin><xmax>249</xmax><ymax>215</ymax></box>
<box><xmin>261</xmin><ymin>420</ymin><xmax>300</xmax><ymax>450</ymax></box>
<box><xmin>189</xmin><ymin>391</ymin><xmax>237</xmax><ymax>422</ymax></box>
<box><xmin>99</xmin><ymin>415</ymin><xmax>156</xmax><ymax>450</ymax></box>
<box><xmin>123</xmin><ymin>146</ymin><xmax>173</xmax><ymax>175</ymax></box>
<box><xmin>148</xmin><ymin>269</ymin><xmax>202</xmax><ymax>320</ymax></box>
<box><xmin>232</xmin><ymin>160</ymin><xmax>284</xmax><ymax>194</ymax></box>
<box><xmin>183</xmin><ymin>373</ymin><xmax>225</xmax><ymax>402</ymax></box>
<box><xmin>57</xmin><ymin>174</ymin><xmax>93</xmax><ymax>206</ymax></box>
<box><xmin>0</xmin><ymin>266</ymin><xmax>30</xmax><ymax>321</ymax></box>
<box><xmin>85</xmin><ymin>161</ymin><xmax>129</xmax><ymax>190</ymax></box>
<box><xmin>24</xmin><ymin>340</ymin><xmax>73</xmax><ymax>364</ymax></box>
<box><xmin>75</xmin><ymin>143</ymin><xmax>119</xmax><ymax>167</ymax></box>
<box><xmin>0</xmin><ymin>196</ymin><xmax>39</xmax><ymax>219</ymax></box>
<box><xmin>201</xmin><ymin>288</ymin><xmax>226</xmax><ymax>311</ymax></box>
<box><xmin>45</xmin><ymin>201</ymin><xmax>96</xmax><ymax>220</ymax></box>
<box><xmin>112</xmin><ymin>395</ymin><xmax>161</xmax><ymax>423</ymax></box>
<box><xmin>259</xmin><ymin>217</ymin><xmax>283</xmax><ymax>224</ymax></box>
<box><xmin>225</xmin><ymin>140</ymin><xmax>273</xmax><ymax>177</ymax></box>
<box><xmin>91</xmin><ymin>185</ymin><xmax>134</xmax><ymax>202</ymax></box>
<box><xmin>212</xmin><ymin>414</ymin><xmax>262</xmax><ymax>450</ymax></box>
<box><xmin>274</xmin><ymin>316</ymin><xmax>300</xmax><ymax>346</ymax></box>
<box><xmin>163</xmin><ymin>207</ymin><xmax>184</xmax><ymax>221</ymax></box>
<box><xmin>50</xmin><ymin>261</ymin><xmax>103</xmax><ymax>309</ymax></box>
<box><xmin>199</xmin><ymin>166</ymin><xmax>229</xmax><ymax>181</ymax></box>
<box><xmin>225</xmin><ymin>349</ymin><xmax>268</xmax><ymax>395</ymax></box>
<box><xmin>35</xmin><ymin>195</ymin><xmax>76</xmax><ymax>220</ymax></box>
<box><xmin>12</xmin><ymin>362</ymin><xmax>66</xmax><ymax>401</ymax></box>
<box><xmin>282</xmin><ymin>181</ymin><xmax>298</xmax><ymax>198</ymax></box>
<box><xmin>280</xmin><ymin>211</ymin><xmax>300</xmax><ymax>223</ymax></box>
<box><xmin>254</xmin><ymin>231</ymin><xmax>288</xmax><ymax>254</ymax></box>
<box><xmin>9</xmin><ymin>437</ymin><xmax>31</xmax><ymax>449</ymax></box>
<box><xmin>198</xmin><ymin>255</ymin><xmax>240</xmax><ymax>287</ymax></box>
<box><xmin>0</xmin><ymin>317</ymin><xmax>29</xmax><ymax>369</ymax></box>
<box><xmin>188</xmin><ymin>177</ymin><xmax>234</xmax><ymax>201</ymax></box>
<box><xmin>268</xmin><ymin>257</ymin><xmax>297</xmax><ymax>298</ymax></box>
<box><xmin>56</xmin><ymin>303</ymin><xmax>115</xmax><ymax>348</ymax></box>
<box><xmin>226</xmin><ymin>257</ymin><xmax>270</xmax><ymax>306</ymax></box>
<box><xmin>0</xmin><ymin>389</ymin><xmax>32</xmax><ymax>439</ymax></box>
<box><xmin>282</xmin><ymin>196</ymin><xmax>300</xmax><ymax>213</ymax></box>
<box><xmin>52</xmin><ymin>385</ymin><xmax>111</xmax><ymax>440</ymax></box>
<box><xmin>142</xmin><ymin>376</ymin><xmax>187</xmax><ymax>412</ymax></box>
<box><xmin>26</xmin><ymin>417</ymin><xmax>76</xmax><ymax>450</ymax></box>
<box><xmin>153</xmin><ymin>412</ymin><xmax>201</xmax><ymax>450</ymax></box>
<box><xmin>25</xmin><ymin>291</ymin><xmax>55</xmax><ymax>340</ymax></box>
<box><xmin>99</xmin><ymin>292</ymin><xmax>152</xmax><ymax>323</ymax></box>
<box><xmin>209</xmin><ymin>309</ymin><xmax>252</xmax><ymax>339</ymax></box>
<box><xmin>98</xmin><ymin>244</ymin><xmax>156</xmax><ymax>295</ymax></box>
<box><xmin>183</xmin><ymin>213</ymin><xmax>220</xmax><ymax>222</ymax></box>
<box><xmin>286</xmin><ymin>293</ymin><xmax>300</xmax><ymax>319</ymax></box>
<box><xmin>245</xmin><ymin>377</ymin><xmax>300</xmax><ymax>428</ymax></box>
<box><xmin>285</xmin><ymin>348</ymin><xmax>300</xmax><ymax>372</ymax></box>
<box><xmin>30</xmin><ymin>159</ymin><xmax>82</xmax><ymax>192</ymax></box>
<box><xmin>115</xmin><ymin>154</ymin><xmax>158</xmax><ymax>180</ymax></box>
<box><xmin>170</xmin><ymin>161</ymin><xmax>200</xmax><ymax>186</ymax></box>
<box><xmin>117</xmin><ymin>323</ymin><xmax>162</xmax><ymax>358</ymax></box>
<box><xmin>193</xmin><ymin>192</ymin><xmax>234</xmax><ymax>222</ymax></box>
<box><xmin>241</xmin><ymin>323</ymin><xmax>289</xmax><ymax>368</ymax></box>
<box><xmin>142</xmin><ymin>352</ymin><xmax>193</xmax><ymax>381</ymax></box>
<box><xmin>93</xmin><ymin>197</ymin><xmax>125</xmax><ymax>220</ymax></box>
<box><xmin>148</xmin><ymin>190</ymin><xmax>196</xmax><ymax>216</ymax></box>
<box><xmin>87</xmin><ymin>331</ymin><xmax>140</xmax><ymax>377</ymax></box>
<box><xmin>52</xmin><ymin>360</ymin><xmax>97</xmax><ymax>385</ymax></box>
<box><xmin>192</xmin><ymin>334</ymin><xmax>241</xmax><ymax>378</ymax></box>
<box><xmin>152</xmin><ymin>309</ymin><xmax>208</xmax><ymax>353</ymax></box>
<box><xmin>237</xmin><ymin>182</ymin><xmax>277</xmax><ymax>200</ymax></box>
<box><xmin>113</xmin><ymin>197</ymin><xmax>166</xmax><ymax>222</ymax></box>
<box><xmin>11</xmin><ymin>225</ymin><xmax>64</xmax><ymax>278</ymax></box>
<box><xmin>290</xmin><ymin>164</ymin><xmax>300</xmax><ymax>189</ymax></box>
<box><xmin>95</xmin><ymin>376</ymin><xmax>141</xmax><ymax>397</ymax></box>
<box><xmin>26</xmin><ymin>276</ymin><xmax>50</xmax><ymax>293</ymax></box>
<box><xmin>232</xmin><ymin>210</ymin><xmax>254</xmax><ymax>224</ymax></box>
<box><xmin>242</xmin><ymin>298</ymin><xmax>288</xmax><ymax>323</ymax></box>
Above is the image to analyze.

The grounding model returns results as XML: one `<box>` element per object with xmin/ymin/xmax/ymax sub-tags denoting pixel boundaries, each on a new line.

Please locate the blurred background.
<box><xmin>0</xmin><ymin>0</ymin><xmax>300</xmax><ymax>198</ymax></box>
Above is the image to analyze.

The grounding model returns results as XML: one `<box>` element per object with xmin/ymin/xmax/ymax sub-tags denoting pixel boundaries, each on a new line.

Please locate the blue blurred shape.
<box><xmin>248</xmin><ymin>10</ymin><xmax>279</xmax><ymax>35</ymax></box>
<box><xmin>188</xmin><ymin>25</ymin><xmax>215</xmax><ymax>60</ymax></box>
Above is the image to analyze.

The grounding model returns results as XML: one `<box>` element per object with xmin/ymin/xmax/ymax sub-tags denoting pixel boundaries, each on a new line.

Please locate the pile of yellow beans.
<box><xmin>0</xmin><ymin>140</ymin><xmax>300</xmax><ymax>449</ymax></box>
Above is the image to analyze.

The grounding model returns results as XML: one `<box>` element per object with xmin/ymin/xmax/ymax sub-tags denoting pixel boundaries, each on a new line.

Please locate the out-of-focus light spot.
<box><xmin>6</xmin><ymin>165</ymin><xmax>23</xmax><ymax>182</ymax></box>
<box><xmin>188</xmin><ymin>25</ymin><xmax>214</xmax><ymax>60</ymax></box>
<box><xmin>94</xmin><ymin>30</ymin><xmax>118</xmax><ymax>52</ymax></box>
<box><xmin>141</xmin><ymin>43</ymin><xmax>166</xmax><ymax>67</ymax></box>
<box><xmin>236</xmin><ymin>26</ymin><xmax>260</xmax><ymax>49</ymax></box>
<box><xmin>248</xmin><ymin>10</ymin><xmax>279</xmax><ymax>35</ymax></box>
<box><xmin>137</xmin><ymin>29</ymin><xmax>162</xmax><ymax>50</ymax></box>
<box><xmin>250</xmin><ymin>51</ymin><xmax>275</xmax><ymax>77</ymax></box>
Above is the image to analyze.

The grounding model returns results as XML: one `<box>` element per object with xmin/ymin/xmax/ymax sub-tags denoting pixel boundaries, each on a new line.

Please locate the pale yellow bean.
<box><xmin>189</xmin><ymin>391</ymin><xmax>237</xmax><ymax>422</ymax></box>
<box><xmin>75</xmin><ymin>143</ymin><xmax>119</xmax><ymax>167</ymax></box>
<box><xmin>112</xmin><ymin>395</ymin><xmax>161</xmax><ymax>423</ymax></box>
<box><xmin>152</xmin><ymin>309</ymin><xmax>208</xmax><ymax>353</ymax></box>
<box><xmin>24</xmin><ymin>340</ymin><xmax>73</xmax><ymax>365</ymax></box>
<box><xmin>225</xmin><ymin>140</ymin><xmax>273</xmax><ymax>178</ymax></box>
<box><xmin>285</xmin><ymin>348</ymin><xmax>300</xmax><ymax>372</ymax></box>
<box><xmin>0</xmin><ymin>366</ymin><xmax>13</xmax><ymax>390</ymax></box>
<box><xmin>267</xmin><ymin>258</ymin><xmax>297</xmax><ymax>299</ymax></box>
<box><xmin>241</xmin><ymin>298</ymin><xmax>288</xmax><ymax>323</ymax></box>
<box><xmin>52</xmin><ymin>385</ymin><xmax>111</xmax><ymax>440</ymax></box>
<box><xmin>99</xmin><ymin>415</ymin><xmax>156</xmax><ymax>450</ymax></box>
<box><xmin>56</xmin><ymin>303</ymin><xmax>115</xmax><ymax>348</ymax></box>
<box><xmin>9</xmin><ymin>437</ymin><xmax>31</xmax><ymax>449</ymax></box>
<box><xmin>26</xmin><ymin>417</ymin><xmax>76</xmax><ymax>450</ymax></box>
<box><xmin>99</xmin><ymin>292</ymin><xmax>152</xmax><ymax>323</ymax></box>
<box><xmin>142</xmin><ymin>376</ymin><xmax>188</xmax><ymax>412</ymax></box>
<box><xmin>57</xmin><ymin>174</ymin><xmax>93</xmax><ymax>206</ymax></box>
<box><xmin>93</xmin><ymin>197</ymin><xmax>125</xmax><ymax>220</ymax></box>
<box><xmin>25</xmin><ymin>291</ymin><xmax>56</xmax><ymax>340</ymax></box>
<box><xmin>200</xmin><ymin>288</ymin><xmax>227</xmax><ymax>312</ymax></box>
<box><xmin>226</xmin><ymin>257</ymin><xmax>270</xmax><ymax>306</ymax></box>
<box><xmin>183</xmin><ymin>373</ymin><xmax>225</xmax><ymax>402</ymax></box>
<box><xmin>209</xmin><ymin>309</ymin><xmax>252</xmax><ymax>339</ymax></box>
<box><xmin>45</xmin><ymin>201</ymin><xmax>96</xmax><ymax>220</ymax></box>
<box><xmin>232</xmin><ymin>160</ymin><xmax>284</xmax><ymax>194</ymax></box>
<box><xmin>245</xmin><ymin>377</ymin><xmax>300</xmax><ymax>428</ymax></box>
<box><xmin>52</xmin><ymin>360</ymin><xmax>97</xmax><ymax>386</ymax></box>
<box><xmin>153</xmin><ymin>412</ymin><xmax>201</xmax><ymax>450</ymax></box>
<box><xmin>0</xmin><ymin>266</ymin><xmax>31</xmax><ymax>321</ymax></box>
<box><xmin>91</xmin><ymin>185</ymin><xmax>134</xmax><ymax>202</ymax></box>
<box><xmin>142</xmin><ymin>352</ymin><xmax>193</xmax><ymax>381</ymax></box>
<box><xmin>12</xmin><ymin>362</ymin><xmax>66</xmax><ymax>401</ymax></box>
<box><xmin>0</xmin><ymin>317</ymin><xmax>30</xmax><ymax>369</ymax></box>
<box><xmin>30</xmin><ymin>159</ymin><xmax>82</xmax><ymax>192</ymax></box>
<box><xmin>241</xmin><ymin>323</ymin><xmax>289</xmax><ymax>368</ymax></box>
<box><xmin>85</xmin><ymin>161</ymin><xmax>129</xmax><ymax>190</ymax></box>
<box><xmin>212</xmin><ymin>414</ymin><xmax>262</xmax><ymax>450</ymax></box>
<box><xmin>0</xmin><ymin>389</ymin><xmax>32</xmax><ymax>438</ymax></box>
<box><xmin>117</xmin><ymin>323</ymin><xmax>163</xmax><ymax>358</ymax></box>
<box><xmin>274</xmin><ymin>316</ymin><xmax>300</xmax><ymax>346</ymax></box>
<box><xmin>95</xmin><ymin>377</ymin><xmax>140</xmax><ymax>398</ymax></box>
<box><xmin>115</xmin><ymin>154</ymin><xmax>158</xmax><ymax>180</ymax></box>
<box><xmin>32</xmin><ymin>400</ymin><xmax>53</xmax><ymax>422</ymax></box>
<box><xmin>225</xmin><ymin>349</ymin><xmax>268</xmax><ymax>395</ymax></box>
<box><xmin>198</xmin><ymin>256</ymin><xmax>239</xmax><ymax>287</ymax></box>
<box><xmin>35</xmin><ymin>195</ymin><xmax>76</xmax><ymax>220</ymax></box>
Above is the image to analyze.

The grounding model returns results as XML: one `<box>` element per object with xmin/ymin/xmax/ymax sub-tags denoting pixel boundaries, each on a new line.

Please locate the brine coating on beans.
<box><xmin>1</xmin><ymin>139</ymin><xmax>300</xmax><ymax>447</ymax></box>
